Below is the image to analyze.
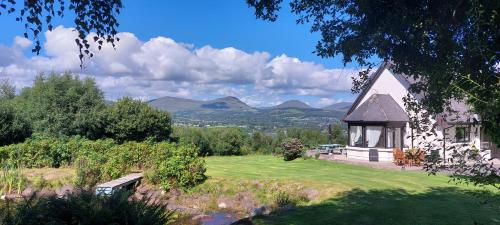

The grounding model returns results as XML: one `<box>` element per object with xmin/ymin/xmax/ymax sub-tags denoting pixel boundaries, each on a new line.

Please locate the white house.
<box><xmin>342</xmin><ymin>62</ymin><xmax>499</xmax><ymax>162</ymax></box>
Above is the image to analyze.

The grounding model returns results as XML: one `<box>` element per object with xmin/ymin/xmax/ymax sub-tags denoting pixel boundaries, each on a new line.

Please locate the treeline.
<box><xmin>173</xmin><ymin>125</ymin><xmax>346</xmax><ymax>156</ymax></box>
<box><xmin>0</xmin><ymin>74</ymin><xmax>172</xmax><ymax>145</ymax></box>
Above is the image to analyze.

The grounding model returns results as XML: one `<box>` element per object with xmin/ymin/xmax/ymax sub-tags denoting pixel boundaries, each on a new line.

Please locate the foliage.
<box><xmin>1</xmin><ymin>135</ymin><xmax>79</xmax><ymax>168</ymax></box>
<box><xmin>0</xmin><ymin>79</ymin><xmax>15</xmax><ymax>99</ymax></box>
<box><xmin>281</xmin><ymin>138</ymin><xmax>304</xmax><ymax>161</ymax></box>
<box><xmin>174</xmin><ymin>126</ymin><xmax>345</xmax><ymax>156</ymax></box>
<box><xmin>0</xmin><ymin>100</ymin><xmax>32</xmax><ymax>146</ymax></box>
<box><xmin>0</xmin><ymin>165</ymin><xmax>28</xmax><ymax>196</ymax></box>
<box><xmin>15</xmin><ymin>73</ymin><xmax>106</xmax><ymax>138</ymax></box>
<box><xmin>0</xmin><ymin>190</ymin><xmax>172</xmax><ymax>225</ymax></box>
<box><xmin>273</xmin><ymin>190</ymin><xmax>294</xmax><ymax>207</ymax></box>
<box><xmin>0</xmin><ymin>137</ymin><xmax>206</xmax><ymax>190</ymax></box>
<box><xmin>248</xmin><ymin>0</ymin><xmax>500</xmax><ymax>187</ymax></box>
<box><xmin>102</xmin><ymin>97</ymin><xmax>172</xmax><ymax>143</ymax></box>
<box><xmin>0</xmin><ymin>0</ymin><xmax>122</xmax><ymax>64</ymax></box>
<box><xmin>146</xmin><ymin>142</ymin><xmax>207</xmax><ymax>191</ymax></box>
<box><xmin>173</xmin><ymin>126</ymin><xmax>249</xmax><ymax>156</ymax></box>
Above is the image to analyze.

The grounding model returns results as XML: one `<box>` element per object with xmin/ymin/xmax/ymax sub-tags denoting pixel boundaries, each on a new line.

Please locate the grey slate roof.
<box><xmin>344</xmin><ymin>94</ymin><xmax>409</xmax><ymax>123</ymax></box>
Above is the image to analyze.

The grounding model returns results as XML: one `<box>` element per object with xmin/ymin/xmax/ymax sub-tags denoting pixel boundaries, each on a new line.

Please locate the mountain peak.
<box><xmin>274</xmin><ymin>100</ymin><xmax>312</xmax><ymax>109</ymax></box>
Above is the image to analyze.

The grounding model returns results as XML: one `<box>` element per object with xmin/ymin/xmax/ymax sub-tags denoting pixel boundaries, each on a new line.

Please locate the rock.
<box><xmin>38</xmin><ymin>189</ymin><xmax>56</xmax><ymax>198</ymax></box>
<box><xmin>250</xmin><ymin>205</ymin><xmax>271</xmax><ymax>217</ymax></box>
<box><xmin>56</xmin><ymin>185</ymin><xmax>74</xmax><ymax>197</ymax></box>
<box><xmin>192</xmin><ymin>214</ymin><xmax>210</xmax><ymax>221</ymax></box>
<box><xmin>218</xmin><ymin>202</ymin><xmax>227</xmax><ymax>209</ymax></box>
<box><xmin>136</xmin><ymin>185</ymin><xmax>149</xmax><ymax>195</ymax></box>
<box><xmin>21</xmin><ymin>187</ymin><xmax>34</xmax><ymax>198</ymax></box>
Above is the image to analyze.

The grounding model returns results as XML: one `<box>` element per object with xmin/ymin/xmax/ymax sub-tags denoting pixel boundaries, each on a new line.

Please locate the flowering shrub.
<box><xmin>282</xmin><ymin>138</ymin><xmax>304</xmax><ymax>161</ymax></box>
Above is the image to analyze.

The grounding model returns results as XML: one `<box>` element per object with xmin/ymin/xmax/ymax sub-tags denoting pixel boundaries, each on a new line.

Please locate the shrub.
<box><xmin>273</xmin><ymin>190</ymin><xmax>293</xmax><ymax>207</ymax></box>
<box><xmin>146</xmin><ymin>142</ymin><xmax>206</xmax><ymax>191</ymax></box>
<box><xmin>0</xmin><ymin>190</ymin><xmax>173</xmax><ymax>225</ymax></box>
<box><xmin>1</xmin><ymin>135</ymin><xmax>80</xmax><ymax>168</ymax></box>
<box><xmin>102</xmin><ymin>97</ymin><xmax>172</xmax><ymax>143</ymax></box>
<box><xmin>0</xmin><ymin>100</ymin><xmax>32</xmax><ymax>146</ymax></box>
<box><xmin>282</xmin><ymin>138</ymin><xmax>304</xmax><ymax>161</ymax></box>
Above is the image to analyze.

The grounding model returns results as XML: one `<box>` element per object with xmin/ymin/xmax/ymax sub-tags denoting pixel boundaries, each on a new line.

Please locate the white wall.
<box><xmin>346</xmin><ymin>68</ymin><xmax>484</xmax><ymax>161</ymax></box>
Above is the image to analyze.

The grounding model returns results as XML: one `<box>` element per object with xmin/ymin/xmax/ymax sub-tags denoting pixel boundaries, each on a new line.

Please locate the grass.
<box><xmin>204</xmin><ymin>155</ymin><xmax>500</xmax><ymax>225</ymax></box>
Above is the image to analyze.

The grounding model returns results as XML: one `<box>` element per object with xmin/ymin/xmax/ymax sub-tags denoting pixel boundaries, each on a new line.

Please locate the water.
<box><xmin>198</xmin><ymin>213</ymin><xmax>237</xmax><ymax>225</ymax></box>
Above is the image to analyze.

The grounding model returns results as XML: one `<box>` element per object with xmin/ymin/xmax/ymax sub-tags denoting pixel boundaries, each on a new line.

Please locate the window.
<box><xmin>366</xmin><ymin>126</ymin><xmax>385</xmax><ymax>148</ymax></box>
<box><xmin>455</xmin><ymin>126</ymin><xmax>470</xmax><ymax>142</ymax></box>
<box><xmin>386</xmin><ymin>128</ymin><xmax>402</xmax><ymax>148</ymax></box>
<box><xmin>349</xmin><ymin>126</ymin><xmax>363</xmax><ymax>147</ymax></box>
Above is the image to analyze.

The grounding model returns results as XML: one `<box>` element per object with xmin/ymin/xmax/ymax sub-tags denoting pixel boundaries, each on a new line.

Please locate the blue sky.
<box><xmin>0</xmin><ymin>0</ymin><xmax>362</xmax><ymax>107</ymax></box>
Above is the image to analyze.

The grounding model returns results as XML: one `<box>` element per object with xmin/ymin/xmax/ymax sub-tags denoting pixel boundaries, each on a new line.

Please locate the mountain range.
<box><xmin>145</xmin><ymin>96</ymin><xmax>351</xmax><ymax>130</ymax></box>
<box><xmin>148</xmin><ymin>96</ymin><xmax>351</xmax><ymax>112</ymax></box>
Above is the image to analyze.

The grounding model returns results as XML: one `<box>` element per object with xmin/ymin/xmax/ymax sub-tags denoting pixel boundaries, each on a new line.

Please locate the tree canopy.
<box><xmin>16</xmin><ymin>73</ymin><xmax>106</xmax><ymax>137</ymax></box>
<box><xmin>0</xmin><ymin>0</ymin><xmax>122</xmax><ymax>64</ymax></box>
<box><xmin>248</xmin><ymin>0</ymin><xmax>499</xmax><ymax>144</ymax></box>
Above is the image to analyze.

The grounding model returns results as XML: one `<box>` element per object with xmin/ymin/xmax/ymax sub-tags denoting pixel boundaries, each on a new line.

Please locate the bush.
<box><xmin>0</xmin><ymin>137</ymin><xmax>206</xmax><ymax>191</ymax></box>
<box><xmin>73</xmin><ymin>140</ymin><xmax>206</xmax><ymax>190</ymax></box>
<box><xmin>0</xmin><ymin>100</ymin><xmax>32</xmax><ymax>146</ymax></box>
<box><xmin>145</xmin><ymin>142</ymin><xmax>206</xmax><ymax>191</ymax></box>
<box><xmin>0</xmin><ymin>190</ymin><xmax>173</xmax><ymax>225</ymax></box>
<box><xmin>102</xmin><ymin>97</ymin><xmax>172</xmax><ymax>143</ymax></box>
<box><xmin>273</xmin><ymin>190</ymin><xmax>294</xmax><ymax>207</ymax></box>
<box><xmin>282</xmin><ymin>138</ymin><xmax>304</xmax><ymax>161</ymax></box>
<box><xmin>1</xmin><ymin>135</ymin><xmax>80</xmax><ymax>168</ymax></box>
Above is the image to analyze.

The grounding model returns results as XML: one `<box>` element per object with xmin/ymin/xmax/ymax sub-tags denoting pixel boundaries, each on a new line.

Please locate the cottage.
<box><xmin>342</xmin><ymin>62</ymin><xmax>499</xmax><ymax>162</ymax></box>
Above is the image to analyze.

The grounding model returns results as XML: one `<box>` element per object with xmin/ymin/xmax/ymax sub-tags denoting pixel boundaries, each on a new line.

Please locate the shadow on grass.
<box><xmin>253</xmin><ymin>187</ymin><xmax>500</xmax><ymax>225</ymax></box>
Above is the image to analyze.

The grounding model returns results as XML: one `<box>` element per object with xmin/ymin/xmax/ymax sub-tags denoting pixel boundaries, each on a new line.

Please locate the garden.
<box><xmin>0</xmin><ymin>75</ymin><xmax>498</xmax><ymax>225</ymax></box>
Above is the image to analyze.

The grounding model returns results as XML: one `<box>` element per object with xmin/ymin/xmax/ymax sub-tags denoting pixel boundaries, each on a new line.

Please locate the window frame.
<box><xmin>455</xmin><ymin>125</ymin><xmax>471</xmax><ymax>143</ymax></box>
<box><xmin>348</xmin><ymin>123</ymin><xmax>404</xmax><ymax>148</ymax></box>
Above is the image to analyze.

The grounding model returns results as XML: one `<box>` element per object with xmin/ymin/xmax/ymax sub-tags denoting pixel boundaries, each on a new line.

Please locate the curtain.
<box><xmin>366</xmin><ymin>126</ymin><xmax>383</xmax><ymax>147</ymax></box>
<box><xmin>350</xmin><ymin>126</ymin><xmax>362</xmax><ymax>146</ymax></box>
<box><xmin>394</xmin><ymin>128</ymin><xmax>401</xmax><ymax>148</ymax></box>
<box><xmin>386</xmin><ymin>128</ymin><xmax>393</xmax><ymax>148</ymax></box>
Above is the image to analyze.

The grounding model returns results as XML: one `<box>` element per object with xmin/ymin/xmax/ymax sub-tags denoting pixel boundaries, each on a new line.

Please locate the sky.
<box><xmin>0</xmin><ymin>0</ymin><xmax>365</xmax><ymax>107</ymax></box>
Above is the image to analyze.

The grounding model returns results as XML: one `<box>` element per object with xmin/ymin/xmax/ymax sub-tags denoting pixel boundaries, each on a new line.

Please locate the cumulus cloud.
<box><xmin>0</xmin><ymin>26</ymin><xmax>356</xmax><ymax>106</ymax></box>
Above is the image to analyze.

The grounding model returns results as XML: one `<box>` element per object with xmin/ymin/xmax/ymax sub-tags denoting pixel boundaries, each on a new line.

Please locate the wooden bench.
<box><xmin>95</xmin><ymin>173</ymin><xmax>143</xmax><ymax>195</ymax></box>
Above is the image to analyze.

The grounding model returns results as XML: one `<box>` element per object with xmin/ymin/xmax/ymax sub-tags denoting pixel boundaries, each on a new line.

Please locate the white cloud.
<box><xmin>0</xmin><ymin>26</ymin><xmax>356</xmax><ymax>106</ymax></box>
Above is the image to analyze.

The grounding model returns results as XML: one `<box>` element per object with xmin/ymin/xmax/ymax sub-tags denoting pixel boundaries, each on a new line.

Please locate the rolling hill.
<box><xmin>147</xmin><ymin>96</ymin><xmax>348</xmax><ymax>130</ymax></box>
<box><xmin>322</xmin><ymin>102</ymin><xmax>353</xmax><ymax>112</ymax></box>
<box><xmin>273</xmin><ymin>100</ymin><xmax>312</xmax><ymax>109</ymax></box>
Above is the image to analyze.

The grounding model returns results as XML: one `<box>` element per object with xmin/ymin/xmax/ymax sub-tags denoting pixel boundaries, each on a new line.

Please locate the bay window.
<box><xmin>348</xmin><ymin>124</ymin><xmax>403</xmax><ymax>148</ymax></box>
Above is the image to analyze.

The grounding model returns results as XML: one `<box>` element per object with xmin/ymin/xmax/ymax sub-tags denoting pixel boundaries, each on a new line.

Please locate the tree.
<box><xmin>0</xmin><ymin>0</ymin><xmax>122</xmax><ymax>64</ymax></box>
<box><xmin>248</xmin><ymin>0</ymin><xmax>499</xmax><ymax>143</ymax></box>
<box><xmin>0</xmin><ymin>100</ymin><xmax>32</xmax><ymax>146</ymax></box>
<box><xmin>16</xmin><ymin>72</ymin><xmax>106</xmax><ymax>138</ymax></box>
<box><xmin>0</xmin><ymin>79</ymin><xmax>15</xmax><ymax>99</ymax></box>
<box><xmin>248</xmin><ymin>0</ymin><xmax>499</xmax><ymax>187</ymax></box>
<box><xmin>103</xmin><ymin>97</ymin><xmax>172</xmax><ymax>142</ymax></box>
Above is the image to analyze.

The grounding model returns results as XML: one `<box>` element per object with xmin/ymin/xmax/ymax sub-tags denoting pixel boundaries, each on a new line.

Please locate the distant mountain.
<box><xmin>273</xmin><ymin>100</ymin><xmax>312</xmax><ymax>109</ymax></box>
<box><xmin>148</xmin><ymin>96</ymin><xmax>252</xmax><ymax>112</ymax></box>
<box><xmin>201</xmin><ymin>96</ymin><xmax>251</xmax><ymax>110</ymax></box>
<box><xmin>148</xmin><ymin>96</ymin><xmax>203</xmax><ymax>112</ymax></box>
<box><xmin>147</xmin><ymin>96</ymin><xmax>346</xmax><ymax>130</ymax></box>
<box><xmin>323</xmin><ymin>102</ymin><xmax>353</xmax><ymax>112</ymax></box>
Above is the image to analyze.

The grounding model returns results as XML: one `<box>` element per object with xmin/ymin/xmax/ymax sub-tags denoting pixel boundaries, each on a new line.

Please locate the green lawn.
<box><xmin>205</xmin><ymin>155</ymin><xmax>500</xmax><ymax>225</ymax></box>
